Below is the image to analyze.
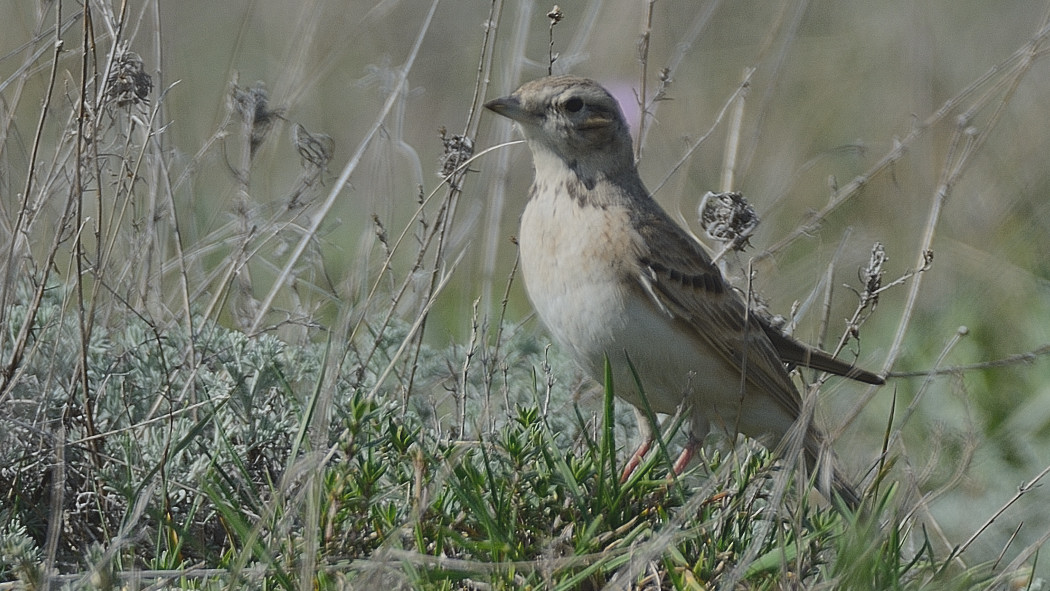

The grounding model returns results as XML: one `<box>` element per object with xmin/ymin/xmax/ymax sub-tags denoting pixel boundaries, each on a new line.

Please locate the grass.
<box><xmin>0</xmin><ymin>290</ymin><xmax>992</xmax><ymax>588</ymax></box>
<box><xmin>2</xmin><ymin>1</ymin><xmax>1050</xmax><ymax>589</ymax></box>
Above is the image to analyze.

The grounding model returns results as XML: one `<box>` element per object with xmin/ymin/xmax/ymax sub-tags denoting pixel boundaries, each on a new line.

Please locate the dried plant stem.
<box><xmin>888</xmin><ymin>344</ymin><xmax>1050</xmax><ymax>377</ymax></box>
<box><xmin>478</xmin><ymin>1</ymin><xmax>528</xmax><ymax>314</ymax></box>
<box><xmin>836</xmin><ymin>17</ymin><xmax>1047</xmax><ymax>433</ymax></box>
<box><xmin>719</xmin><ymin>77</ymin><xmax>747</xmax><ymax>193</ymax></box>
<box><xmin>956</xmin><ymin>462</ymin><xmax>1050</xmax><ymax>561</ymax></box>
<box><xmin>404</xmin><ymin>26</ymin><xmax>507</xmax><ymax>398</ymax></box>
<box><xmin>651</xmin><ymin>69</ymin><xmax>755</xmax><ymax>197</ymax></box>
<box><xmin>636</xmin><ymin>1</ymin><xmax>719</xmax><ymax>155</ymax></box>
<box><xmin>758</xmin><ymin>18</ymin><xmax>1050</xmax><ymax>261</ymax></box>
<box><xmin>464</xmin><ymin>0</ymin><xmax>503</xmax><ymax>141</ymax></box>
<box><xmin>0</xmin><ymin>3</ymin><xmax>66</xmax><ymax>395</ymax></box>
<box><xmin>248</xmin><ymin>0</ymin><xmax>440</xmax><ymax>334</ymax></box>
<box><xmin>458</xmin><ymin>299</ymin><xmax>482</xmax><ymax>435</ymax></box>
<box><xmin>484</xmin><ymin>249</ymin><xmax>520</xmax><ymax>403</ymax></box>
<box><xmin>350</xmin><ymin>142</ymin><xmax>512</xmax><ymax>377</ymax></box>
<box><xmin>151</xmin><ymin>112</ymin><xmax>198</xmax><ymax>381</ymax></box>
<box><xmin>892</xmin><ymin>326</ymin><xmax>968</xmax><ymax>449</ymax></box>
<box><xmin>546</xmin><ymin>5</ymin><xmax>562</xmax><ymax>75</ymax></box>
<box><xmin>330</xmin><ymin>249</ymin><xmax>464</xmax><ymax>460</ymax></box>
<box><xmin>634</xmin><ymin>0</ymin><xmax>656</xmax><ymax>162</ymax></box>
<box><xmin>74</xmin><ymin>0</ymin><xmax>104</xmax><ymax>469</ymax></box>
<box><xmin>990</xmin><ymin>483</ymin><xmax>1050</xmax><ymax>587</ymax></box>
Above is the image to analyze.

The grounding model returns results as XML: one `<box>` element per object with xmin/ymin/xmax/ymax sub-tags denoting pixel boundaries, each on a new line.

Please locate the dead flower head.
<box><xmin>438</xmin><ymin>127</ymin><xmax>475</xmax><ymax>188</ymax></box>
<box><xmin>105</xmin><ymin>51</ymin><xmax>153</xmax><ymax>108</ymax></box>
<box><xmin>698</xmin><ymin>191</ymin><xmax>760</xmax><ymax>250</ymax></box>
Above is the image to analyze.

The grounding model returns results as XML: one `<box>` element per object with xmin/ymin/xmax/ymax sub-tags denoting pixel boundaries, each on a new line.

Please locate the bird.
<box><xmin>484</xmin><ymin>75</ymin><xmax>884</xmax><ymax>507</ymax></box>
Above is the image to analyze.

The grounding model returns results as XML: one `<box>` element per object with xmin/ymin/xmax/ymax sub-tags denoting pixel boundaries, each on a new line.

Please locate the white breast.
<box><xmin>518</xmin><ymin>184</ymin><xmax>631</xmax><ymax>366</ymax></box>
<box><xmin>517</xmin><ymin>179</ymin><xmax>793</xmax><ymax>439</ymax></box>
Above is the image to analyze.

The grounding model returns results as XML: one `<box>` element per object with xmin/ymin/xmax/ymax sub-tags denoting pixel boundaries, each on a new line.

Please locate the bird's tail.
<box><xmin>805</xmin><ymin>434</ymin><xmax>862</xmax><ymax>510</ymax></box>
<box><xmin>761</xmin><ymin>323</ymin><xmax>885</xmax><ymax>386</ymax></box>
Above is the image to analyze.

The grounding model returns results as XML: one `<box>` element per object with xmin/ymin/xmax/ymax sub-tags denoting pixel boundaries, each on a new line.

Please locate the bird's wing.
<box><xmin>628</xmin><ymin>204</ymin><xmax>805</xmax><ymax>418</ymax></box>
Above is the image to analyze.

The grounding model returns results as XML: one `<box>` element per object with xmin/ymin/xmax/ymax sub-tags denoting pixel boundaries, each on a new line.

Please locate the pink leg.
<box><xmin>672</xmin><ymin>436</ymin><xmax>700</xmax><ymax>475</ymax></box>
<box><xmin>620</xmin><ymin>439</ymin><xmax>652</xmax><ymax>482</ymax></box>
<box><xmin>671</xmin><ymin>414</ymin><xmax>709</xmax><ymax>477</ymax></box>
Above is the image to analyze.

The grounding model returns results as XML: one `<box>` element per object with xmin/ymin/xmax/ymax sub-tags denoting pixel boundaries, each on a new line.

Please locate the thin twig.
<box><xmin>634</xmin><ymin>0</ymin><xmax>656</xmax><ymax>162</ymax></box>
<box><xmin>327</xmin><ymin>248</ymin><xmax>465</xmax><ymax>464</ymax></box>
<box><xmin>546</xmin><ymin>5</ymin><xmax>563</xmax><ymax>75</ymax></box>
<box><xmin>953</xmin><ymin>462</ymin><xmax>1050</xmax><ymax>560</ymax></box>
<box><xmin>73</xmin><ymin>4</ymin><xmax>102</xmax><ymax>465</ymax></box>
<box><xmin>485</xmin><ymin>248</ymin><xmax>520</xmax><ymax>406</ymax></box>
<box><xmin>350</xmin><ymin>142</ymin><xmax>515</xmax><ymax>376</ymax></box>
<box><xmin>0</xmin><ymin>3</ymin><xmax>66</xmax><ymax>394</ymax></box>
<box><xmin>248</xmin><ymin>0</ymin><xmax>440</xmax><ymax>334</ymax></box>
<box><xmin>888</xmin><ymin>343</ymin><xmax>1050</xmax><ymax>377</ymax></box>
<box><xmin>758</xmin><ymin>18</ymin><xmax>1050</xmax><ymax>262</ymax></box>
<box><xmin>836</xmin><ymin>24</ymin><xmax>1047</xmax><ymax>433</ymax></box>
<box><xmin>891</xmin><ymin>326</ymin><xmax>968</xmax><ymax>443</ymax></box>
<box><xmin>635</xmin><ymin>0</ymin><xmax>721</xmax><ymax>155</ymax></box>
<box><xmin>458</xmin><ymin>299</ymin><xmax>481</xmax><ymax>435</ymax></box>
<box><xmin>651</xmin><ymin>69</ymin><xmax>756</xmax><ymax>197</ymax></box>
<box><xmin>464</xmin><ymin>0</ymin><xmax>503</xmax><ymax>141</ymax></box>
<box><xmin>478</xmin><ymin>1</ymin><xmax>528</xmax><ymax>315</ymax></box>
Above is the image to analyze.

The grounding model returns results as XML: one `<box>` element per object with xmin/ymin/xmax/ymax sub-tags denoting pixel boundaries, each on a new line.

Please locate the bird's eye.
<box><xmin>564</xmin><ymin>97</ymin><xmax>584</xmax><ymax>113</ymax></box>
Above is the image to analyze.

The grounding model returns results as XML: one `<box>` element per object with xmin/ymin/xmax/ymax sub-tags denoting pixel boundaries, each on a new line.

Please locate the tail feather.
<box><xmin>805</xmin><ymin>434</ymin><xmax>862</xmax><ymax>510</ymax></box>
<box><xmin>761</xmin><ymin>322</ymin><xmax>885</xmax><ymax>385</ymax></box>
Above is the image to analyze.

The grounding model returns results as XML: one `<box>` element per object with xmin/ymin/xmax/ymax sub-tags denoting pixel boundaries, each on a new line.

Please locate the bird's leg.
<box><xmin>672</xmin><ymin>436</ymin><xmax>700</xmax><ymax>475</ymax></box>
<box><xmin>621</xmin><ymin>407</ymin><xmax>655</xmax><ymax>482</ymax></box>
<box><xmin>620</xmin><ymin>439</ymin><xmax>652</xmax><ymax>482</ymax></box>
<box><xmin>672</xmin><ymin>415</ymin><xmax>709</xmax><ymax>476</ymax></box>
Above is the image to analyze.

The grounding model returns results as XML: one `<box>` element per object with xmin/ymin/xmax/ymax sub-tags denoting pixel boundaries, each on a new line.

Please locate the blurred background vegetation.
<box><xmin>3</xmin><ymin>0</ymin><xmax>1050</xmax><ymax>584</ymax></box>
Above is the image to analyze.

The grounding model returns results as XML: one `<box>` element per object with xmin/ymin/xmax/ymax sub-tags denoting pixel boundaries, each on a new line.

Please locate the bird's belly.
<box><xmin>605</xmin><ymin>296</ymin><xmax>743</xmax><ymax>419</ymax></box>
<box><xmin>519</xmin><ymin>196</ymin><xmax>733</xmax><ymax>417</ymax></box>
<box><xmin>518</xmin><ymin>198</ymin><xmax>632</xmax><ymax>371</ymax></box>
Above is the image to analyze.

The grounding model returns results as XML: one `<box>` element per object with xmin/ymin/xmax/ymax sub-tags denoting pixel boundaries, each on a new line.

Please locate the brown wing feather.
<box><xmin>629</xmin><ymin>202</ymin><xmax>875</xmax><ymax>508</ymax></box>
<box><xmin>630</xmin><ymin>204</ymin><xmax>805</xmax><ymax>418</ymax></box>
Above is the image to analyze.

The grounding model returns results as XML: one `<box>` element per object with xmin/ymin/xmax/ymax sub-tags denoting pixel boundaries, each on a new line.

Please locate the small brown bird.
<box><xmin>485</xmin><ymin>76</ymin><xmax>883</xmax><ymax>507</ymax></box>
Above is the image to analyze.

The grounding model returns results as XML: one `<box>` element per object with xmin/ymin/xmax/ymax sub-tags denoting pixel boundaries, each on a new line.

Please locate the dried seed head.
<box><xmin>547</xmin><ymin>5</ymin><xmax>564</xmax><ymax>24</ymax></box>
<box><xmin>105</xmin><ymin>51</ymin><xmax>152</xmax><ymax>108</ymax></box>
<box><xmin>438</xmin><ymin>127</ymin><xmax>475</xmax><ymax>188</ymax></box>
<box><xmin>292</xmin><ymin>123</ymin><xmax>334</xmax><ymax>171</ymax></box>
<box><xmin>231</xmin><ymin>81</ymin><xmax>286</xmax><ymax>157</ymax></box>
<box><xmin>861</xmin><ymin>242</ymin><xmax>886</xmax><ymax>304</ymax></box>
<box><xmin>698</xmin><ymin>191</ymin><xmax>760</xmax><ymax>250</ymax></box>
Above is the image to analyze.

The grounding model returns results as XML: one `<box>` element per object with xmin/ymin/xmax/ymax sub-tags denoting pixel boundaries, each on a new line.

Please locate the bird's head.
<box><xmin>485</xmin><ymin>76</ymin><xmax>635</xmax><ymax>175</ymax></box>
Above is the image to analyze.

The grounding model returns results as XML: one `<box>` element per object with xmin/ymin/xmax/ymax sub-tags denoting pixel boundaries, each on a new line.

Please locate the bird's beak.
<box><xmin>484</xmin><ymin>95</ymin><xmax>529</xmax><ymax>123</ymax></box>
